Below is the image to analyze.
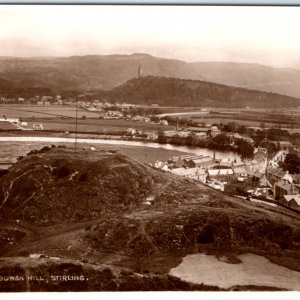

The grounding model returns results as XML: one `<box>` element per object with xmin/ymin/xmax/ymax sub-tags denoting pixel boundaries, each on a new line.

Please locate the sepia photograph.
<box><xmin>0</xmin><ymin>3</ymin><xmax>299</xmax><ymax>294</ymax></box>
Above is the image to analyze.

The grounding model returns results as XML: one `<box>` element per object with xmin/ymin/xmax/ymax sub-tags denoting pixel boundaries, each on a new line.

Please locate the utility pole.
<box><xmin>75</xmin><ymin>96</ymin><xmax>78</xmax><ymax>153</ymax></box>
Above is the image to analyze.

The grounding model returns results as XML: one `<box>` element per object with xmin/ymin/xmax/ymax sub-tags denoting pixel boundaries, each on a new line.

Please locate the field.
<box><xmin>1</xmin><ymin>104</ymin><xmax>300</xmax><ymax>135</ymax></box>
<box><xmin>23</xmin><ymin>118</ymin><xmax>174</xmax><ymax>133</ymax></box>
<box><xmin>165</xmin><ymin>107</ymin><xmax>300</xmax><ymax>132</ymax></box>
<box><xmin>0</xmin><ymin>122</ymin><xmax>16</xmax><ymax>130</ymax></box>
<box><xmin>0</xmin><ymin>104</ymin><xmax>98</xmax><ymax>119</ymax></box>
<box><xmin>0</xmin><ymin>105</ymin><xmax>176</xmax><ymax>133</ymax></box>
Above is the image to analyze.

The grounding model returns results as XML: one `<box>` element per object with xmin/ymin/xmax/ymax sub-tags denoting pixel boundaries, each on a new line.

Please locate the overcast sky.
<box><xmin>0</xmin><ymin>5</ymin><xmax>300</xmax><ymax>68</ymax></box>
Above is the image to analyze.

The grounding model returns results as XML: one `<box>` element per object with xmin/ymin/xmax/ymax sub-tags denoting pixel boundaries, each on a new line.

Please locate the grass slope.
<box><xmin>0</xmin><ymin>147</ymin><xmax>299</xmax><ymax>291</ymax></box>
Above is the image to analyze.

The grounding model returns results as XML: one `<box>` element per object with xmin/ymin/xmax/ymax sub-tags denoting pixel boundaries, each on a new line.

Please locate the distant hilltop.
<box><xmin>98</xmin><ymin>76</ymin><xmax>300</xmax><ymax>108</ymax></box>
<box><xmin>0</xmin><ymin>53</ymin><xmax>300</xmax><ymax>98</ymax></box>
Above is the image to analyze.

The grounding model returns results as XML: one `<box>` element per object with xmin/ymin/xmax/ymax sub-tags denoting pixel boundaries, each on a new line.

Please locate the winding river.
<box><xmin>0</xmin><ymin>136</ymin><xmax>241</xmax><ymax>163</ymax></box>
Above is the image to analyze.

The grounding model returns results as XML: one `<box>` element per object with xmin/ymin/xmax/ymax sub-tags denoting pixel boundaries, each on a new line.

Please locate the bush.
<box><xmin>52</xmin><ymin>165</ymin><xmax>71</xmax><ymax>178</ymax></box>
<box><xmin>40</xmin><ymin>146</ymin><xmax>51</xmax><ymax>153</ymax></box>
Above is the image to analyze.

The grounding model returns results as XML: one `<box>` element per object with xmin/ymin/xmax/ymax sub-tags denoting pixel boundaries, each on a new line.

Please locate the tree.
<box><xmin>222</xmin><ymin>122</ymin><xmax>237</xmax><ymax>133</ymax></box>
<box><xmin>281</xmin><ymin>153</ymin><xmax>300</xmax><ymax>174</ymax></box>
<box><xmin>237</xmin><ymin>124</ymin><xmax>247</xmax><ymax>135</ymax></box>
<box><xmin>236</xmin><ymin>139</ymin><xmax>254</xmax><ymax>161</ymax></box>
<box><xmin>212</xmin><ymin>133</ymin><xmax>230</xmax><ymax>149</ymax></box>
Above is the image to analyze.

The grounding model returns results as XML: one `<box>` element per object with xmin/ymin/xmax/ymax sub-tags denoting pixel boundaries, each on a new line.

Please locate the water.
<box><xmin>169</xmin><ymin>253</ymin><xmax>300</xmax><ymax>290</ymax></box>
<box><xmin>0</xmin><ymin>136</ymin><xmax>241</xmax><ymax>163</ymax></box>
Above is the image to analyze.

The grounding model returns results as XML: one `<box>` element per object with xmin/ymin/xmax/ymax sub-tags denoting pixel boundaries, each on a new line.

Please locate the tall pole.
<box><xmin>75</xmin><ymin>96</ymin><xmax>78</xmax><ymax>153</ymax></box>
<box><xmin>265</xmin><ymin>138</ymin><xmax>269</xmax><ymax>175</ymax></box>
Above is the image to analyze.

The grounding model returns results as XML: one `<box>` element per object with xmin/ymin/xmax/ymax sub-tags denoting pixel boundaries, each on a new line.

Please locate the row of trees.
<box><xmin>210</xmin><ymin>133</ymin><xmax>254</xmax><ymax>160</ymax></box>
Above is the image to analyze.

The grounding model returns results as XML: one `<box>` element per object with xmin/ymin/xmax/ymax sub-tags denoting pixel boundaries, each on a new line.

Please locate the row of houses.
<box><xmin>1</xmin><ymin>95</ymin><xmax>63</xmax><ymax>105</ymax></box>
<box><xmin>153</xmin><ymin>150</ymin><xmax>300</xmax><ymax>210</ymax></box>
<box><xmin>269</xmin><ymin>170</ymin><xmax>300</xmax><ymax>209</ymax></box>
<box><xmin>161</xmin><ymin>126</ymin><xmax>221</xmax><ymax>141</ymax></box>
<box><xmin>243</xmin><ymin>167</ymin><xmax>300</xmax><ymax>210</ymax></box>
<box><xmin>153</xmin><ymin>153</ymin><xmax>248</xmax><ymax>191</ymax></box>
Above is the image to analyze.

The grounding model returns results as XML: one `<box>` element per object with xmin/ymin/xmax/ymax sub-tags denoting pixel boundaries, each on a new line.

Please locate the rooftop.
<box><xmin>275</xmin><ymin>180</ymin><xmax>294</xmax><ymax>191</ymax></box>
<box><xmin>283</xmin><ymin>195</ymin><xmax>300</xmax><ymax>205</ymax></box>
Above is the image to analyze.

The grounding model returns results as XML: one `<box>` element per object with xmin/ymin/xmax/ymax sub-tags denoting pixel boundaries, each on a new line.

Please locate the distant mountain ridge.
<box><xmin>101</xmin><ymin>76</ymin><xmax>300</xmax><ymax>108</ymax></box>
<box><xmin>190</xmin><ymin>61</ymin><xmax>300</xmax><ymax>98</ymax></box>
<box><xmin>0</xmin><ymin>53</ymin><xmax>300</xmax><ymax>98</ymax></box>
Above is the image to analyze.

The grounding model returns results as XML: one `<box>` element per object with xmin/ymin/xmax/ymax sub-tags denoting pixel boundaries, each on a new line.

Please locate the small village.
<box><xmin>152</xmin><ymin>140</ymin><xmax>300</xmax><ymax>212</ymax></box>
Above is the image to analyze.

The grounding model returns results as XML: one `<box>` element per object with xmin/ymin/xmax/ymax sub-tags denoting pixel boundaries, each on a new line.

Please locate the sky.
<box><xmin>0</xmin><ymin>5</ymin><xmax>300</xmax><ymax>68</ymax></box>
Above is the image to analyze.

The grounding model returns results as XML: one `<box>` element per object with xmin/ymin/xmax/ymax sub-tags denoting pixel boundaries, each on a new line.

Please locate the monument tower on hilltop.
<box><xmin>137</xmin><ymin>63</ymin><xmax>142</xmax><ymax>78</ymax></box>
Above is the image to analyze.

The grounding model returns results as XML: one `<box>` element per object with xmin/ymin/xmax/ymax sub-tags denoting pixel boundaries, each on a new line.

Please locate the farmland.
<box><xmin>1</xmin><ymin>104</ymin><xmax>300</xmax><ymax>135</ymax></box>
<box><xmin>161</xmin><ymin>107</ymin><xmax>300</xmax><ymax>133</ymax></box>
<box><xmin>0</xmin><ymin>122</ymin><xmax>16</xmax><ymax>130</ymax></box>
<box><xmin>0</xmin><ymin>104</ymin><xmax>98</xmax><ymax>119</ymax></box>
<box><xmin>0</xmin><ymin>104</ymin><xmax>175</xmax><ymax>134</ymax></box>
<box><xmin>24</xmin><ymin>118</ymin><xmax>174</xmax><ymax>133</ymax></box>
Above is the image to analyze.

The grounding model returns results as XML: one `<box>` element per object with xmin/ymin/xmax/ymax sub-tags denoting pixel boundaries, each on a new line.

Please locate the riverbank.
<box><xmin>0</xmin><ymin>140</ymin><xmax>190</xmax><ymax>165</ymax></box>
<box><xmin>0</xmin><ymin>135</ymin><xmax>241</xmax><ymax>162</ymax></box>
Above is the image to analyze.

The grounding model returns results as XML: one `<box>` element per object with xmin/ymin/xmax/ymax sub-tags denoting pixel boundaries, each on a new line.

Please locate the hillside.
<box><xmin>103</xmin><ymin>76</ymin><xmax>300</xmax><ymax>108</ymax></box>
<box><xmin>1</xmin><ymin>53</ymin><xmax>300</xmax><ymax>98</ymax></box>
<box><xmin>190</xmin><ymin>61</ymin><xmax>300</xmax><ymax>98</ymax></box>
<box><xmin>0</xmin><ymin>54</ymin><xmax>202</xmax><ymax>95</ymax></box>
<box><xmin>0</xmin><ymin>147</ymin><xmax>168</xmax><ymax>225</ymax></box>
<box><xmin>0</xmin><ymin>147</ymin><xmax>299</xmax><ymax>291</ymax></box>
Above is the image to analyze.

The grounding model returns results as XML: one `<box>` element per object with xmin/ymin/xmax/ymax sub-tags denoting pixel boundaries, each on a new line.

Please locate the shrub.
<box><xmin>52</xmin><ymin>165</ymin><xmax>71</xmax><ymax>178</ymax></box>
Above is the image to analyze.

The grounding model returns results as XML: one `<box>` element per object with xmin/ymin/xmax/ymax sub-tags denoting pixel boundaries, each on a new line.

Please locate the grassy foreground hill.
<box><xmin>0</xmin><ymin>147</ymin><xmax>299</xmax><ymax>291</ymax></box>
